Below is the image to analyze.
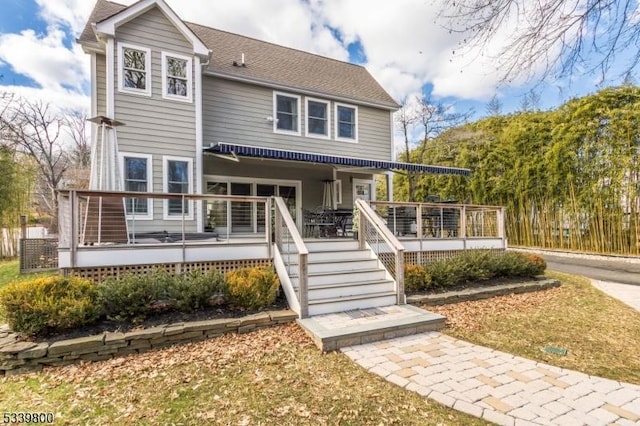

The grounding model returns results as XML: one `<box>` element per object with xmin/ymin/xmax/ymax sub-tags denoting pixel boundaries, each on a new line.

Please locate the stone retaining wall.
<box><xmin>407</xmin><ymin>278</ymin><xmax>560</xmax><ymax>306</ymax></box>
<box><xmin>0</xmin><ymin>310</ymin><xmax>297</xmax><ymax>376</ymax></box>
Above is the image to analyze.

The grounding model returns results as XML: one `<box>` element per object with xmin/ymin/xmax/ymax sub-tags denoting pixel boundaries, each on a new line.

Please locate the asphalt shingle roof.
<box><xmin>79</xmin><ymin>0</ymin><xmax>399</xmax><ymax>109</ymax></box>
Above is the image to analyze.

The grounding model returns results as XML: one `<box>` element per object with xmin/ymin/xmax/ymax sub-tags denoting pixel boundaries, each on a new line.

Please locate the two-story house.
<box><xmin>62</xmin><ymin>0</ymin><xmax>499</xmax><ymax>318</ymax></box>
<box><xmin>77</xmin><ymin>0</ymin><xmax>468</xmax><ymax>237</ymax></box>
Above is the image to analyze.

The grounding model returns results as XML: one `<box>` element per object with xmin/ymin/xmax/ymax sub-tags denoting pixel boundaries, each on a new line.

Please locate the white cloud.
<box><xmin>35</xmin><ymin>0</ymin><xmax>96</xmax><ymax>34</ymax></box>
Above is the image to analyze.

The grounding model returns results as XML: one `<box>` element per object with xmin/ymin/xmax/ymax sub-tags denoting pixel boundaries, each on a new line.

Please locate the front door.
<box><xmin>353</xmin><ymin>179</ymin><xmax>375</xmax><ymax>203</ymax></box>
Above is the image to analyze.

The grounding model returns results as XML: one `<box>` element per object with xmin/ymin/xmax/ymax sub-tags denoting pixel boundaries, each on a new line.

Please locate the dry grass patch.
<box><xmin>0</xmin><ymin>324</ymin><xmax>487</xmax><ymax>425</ymax></box>
<box><xmin>428</xmin><ymin>271</ymin><xmax>640</xmax><ymax>384</ymax></box>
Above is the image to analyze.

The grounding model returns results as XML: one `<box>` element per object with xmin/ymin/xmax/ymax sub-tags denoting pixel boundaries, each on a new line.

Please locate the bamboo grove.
<box><xmin>395</xmin><ymin>86</ymin><xmax>640</xmax><ymax>255</ymax></box>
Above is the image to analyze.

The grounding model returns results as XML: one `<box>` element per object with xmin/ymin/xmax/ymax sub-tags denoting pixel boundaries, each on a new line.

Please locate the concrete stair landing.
<box><xmin>297</xmin><ymin>304</ymin><xmax>446</xmax><ymax>351</ymax></box>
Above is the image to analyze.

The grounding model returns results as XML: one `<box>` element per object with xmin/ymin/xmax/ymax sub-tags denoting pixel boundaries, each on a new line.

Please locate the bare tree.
<box><xmin>396</xmin><ymin>94</ymin><xmax>472</xmax><ymax>201</ymax></box>
<box><xmin>486</xmin><ymin>94</ymin><xmax>504</xmax><ymax>116</ymax></box>
<box><xmin>519</xmin><ymin>89</ymin><xmax>542</xmax><ymax>112</ymax></box>
<box><xmin>0</xmin><ymin>97</ymin><xmax>71</xmax><ymax>230</ymax></box>
<box><xmin>395</xmin><ymin>99</ymin><xmax>418</xmax><ymax>199</ymax></box>
<box><xmin>440</xmin><ymin>0</ymin><xmax>640</xmax><ymax>83</ymax></box>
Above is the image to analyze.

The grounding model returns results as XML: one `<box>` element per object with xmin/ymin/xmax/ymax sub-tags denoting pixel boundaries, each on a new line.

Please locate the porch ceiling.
<box><xmin>204</xmin><ymin>142</ymin><xmax>470</xmax><ymax>176</ymax></box>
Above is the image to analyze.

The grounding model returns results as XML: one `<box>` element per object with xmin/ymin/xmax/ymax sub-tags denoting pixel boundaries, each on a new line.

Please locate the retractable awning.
<box><xmin>204</xmin><ymin>142</ymin><xmax>470</xmax><ymax>176</ymax></box>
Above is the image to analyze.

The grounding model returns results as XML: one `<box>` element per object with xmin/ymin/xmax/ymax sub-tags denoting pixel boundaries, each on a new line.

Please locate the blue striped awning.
<box><xmin>204</xmin><ymin>143</ymin><xmax>470</xmax><ymax>176</ymax></box>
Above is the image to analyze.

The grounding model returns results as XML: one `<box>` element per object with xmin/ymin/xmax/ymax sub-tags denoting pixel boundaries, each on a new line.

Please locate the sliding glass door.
<box><xmin>204</xmin><ymin>177</ymin><xmax>301</xmax><ymax>235</ymax></box>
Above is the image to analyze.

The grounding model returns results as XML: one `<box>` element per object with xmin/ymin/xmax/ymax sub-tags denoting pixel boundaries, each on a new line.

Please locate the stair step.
<box><xmin>291</xmin><ymin>269</ymin><xmax>387</xmax><ymax>286</ymax></box>
<box><xmin>297</xmin><ymin>305</ymin><xmax>447</xmax><ymax>351</ymax></box>
<box><xmin>307</xmin><ymin>292</ymin><xmax>398</xmax><ymax>316</ymax></box>
<box><xmin>305</xmin><ymin>279</ymin><xmax>395</xmax><ymax>300</ymax></box>
<box><xmin>279</xmin><ymin>249</ymin><xmax>373</xmax><ymax>263</ymax></box>
<box><xmin>286</xmin><ymin>258</ymin><xmax>380</xmax><ymax>275</ymax></box>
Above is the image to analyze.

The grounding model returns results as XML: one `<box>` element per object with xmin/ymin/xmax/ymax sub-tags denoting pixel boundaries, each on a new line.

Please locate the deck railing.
<box><xmin>273</xmin><ymin>196</ymin><xmax>309</xmax><ymax>318</ymax></box>
<box><xmin>369</xmin><ymin>201</ymin><xmax>505</xmax><ymax>241</ymax></box>
<box><xmin>356</xmin><ymin>199</ymin><xmax>405</xmax><ymax>305</ymax></box>
<box><xmin>58</xmin><ymin>189</ymin><xmax>271</xmax><ymax>263</ymax></box>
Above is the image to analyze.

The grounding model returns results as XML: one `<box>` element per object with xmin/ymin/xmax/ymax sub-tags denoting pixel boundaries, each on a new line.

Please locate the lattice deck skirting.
<box><xmin>64</xmin><ymin>259</ymin><xmax>272</xmax><ymax>282</ymax></box>
<box><xmin>404</xmin><ymin>248</ymin><xmax>505</xmax><ymax>266</ymax></box>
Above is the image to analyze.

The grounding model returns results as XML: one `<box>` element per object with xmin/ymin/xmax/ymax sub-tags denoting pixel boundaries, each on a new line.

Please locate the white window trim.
<box><xmin>161</xmin><ymin>51</ymin><xmax>193</xmax><ymax>103</ymax></box>
<box><xmin>273</xmin><ymin>91</ymin><xmax>301</xmax><ymax>136</ymax></box>
<box><xmin>335</xmin><ymin>102</ymin><xmax>358</xmax><ymax>143</ymax></box>
<box><xmin>163</xmin><ymin>155</ymin><xmax>194</xmax><ymax>221</ymax></box>
<box><xmin>119</xmin><ymin>152</ymin><xmax>153</xmax><ymax>221</ymax></box>
<box><xmin>117</xmin><ymin>42</ymin><xmax>151</xmax><ymax>97</ymax></box>
<box><xmin>334</xmin><ymin>179</ymin><xmax>343</xmax><ymax>205</ymax></box>
<box><xmin>305</xmin><ymin>97</ymin><xmax>331</xmax><ymax>139</ymax></box>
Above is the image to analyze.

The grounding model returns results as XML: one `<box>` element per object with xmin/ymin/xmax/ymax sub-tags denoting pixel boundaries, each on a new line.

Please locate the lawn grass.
<box><xmin>428</xmin><ymin>271</ymin><xmax>640</xmax><ymax>384</ymax></box>
<box><xmin>0</xmin><ymin>260</ymin><xmax>59</xmax><ymax>290</ymax></box>
<box><xmin>0</xmin><ymin>324</ymin><xmax>488</xmax><ymax>425</ymax></box>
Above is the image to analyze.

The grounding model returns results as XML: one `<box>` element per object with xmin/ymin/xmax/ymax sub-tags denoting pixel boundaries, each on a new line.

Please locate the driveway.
<box><xmin>539</xmin><ymin>254</ymin><xmax>640</xmax><ymax>286</ymax></box>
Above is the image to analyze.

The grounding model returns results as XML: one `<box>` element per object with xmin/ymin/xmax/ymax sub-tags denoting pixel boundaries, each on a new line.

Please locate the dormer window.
<box><xmin>118</xmin><ymin>43</ymin><xmax>151</xmax><ymax>96</ymax></box>
<box><xmin>162</xmin><ymin>52</ymin><xmax>193</xmax><ymax>102</ymax></box>
<box><xmin>273</xmin><ymin>92</ymin><xmax>301</xmax><ymax>135</ymax></box>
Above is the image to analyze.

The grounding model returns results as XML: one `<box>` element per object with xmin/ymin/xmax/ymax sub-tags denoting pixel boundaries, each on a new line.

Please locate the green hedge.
<box><xmin>0</xmin><ymin>266</ymin><xmax>272</xmax><ymax>335</ymax></box>
<box><xmin>404</xmin><ymin>250</ymin><xmax>546</xmax><ymax>292</ymax></box>
<box><xmin>0</xmin><ymin>276</ymin><xmax>100</xmax><ymax>335</ymax></box>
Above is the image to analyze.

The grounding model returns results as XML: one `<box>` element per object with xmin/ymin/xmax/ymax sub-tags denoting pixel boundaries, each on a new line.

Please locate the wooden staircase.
<box><xmin>82</xmin><ymin>196</ymin><xmax>128</xmax><ymax>244</ymax></box>
<box><xmin>283</xmin><ymin>239</ymin><xmax>397</xmax><ymax>316</ymax></box>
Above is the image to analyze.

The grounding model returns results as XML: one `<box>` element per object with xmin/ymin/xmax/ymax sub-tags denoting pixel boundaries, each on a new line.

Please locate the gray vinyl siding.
<box><xmin>113</xmin><ymin>6</ymin><xmax>197</xmax><ymax>232</ymax></box>
<box><xmin>202</xmin><ymin>78</ymin><xmax>393</xmax><ymax>161</ymax></box>
<box><xmin>96</xmin><ymin>54</ymin><xmax>106</xmax><ymax>116</ymax></box>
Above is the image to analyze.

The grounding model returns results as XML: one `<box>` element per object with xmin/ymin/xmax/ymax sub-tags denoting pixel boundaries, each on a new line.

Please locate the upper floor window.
<box><xmin>163</xmin><ymin>156</ymin><xmax>193</xmax><ymax>220</ymax></box>
<box><xmin>306</xmin><ymin>98</ymin><xmax>330</xmax><ymax>138</ymax></box>
<box><xmin>162</xmin><ymin>52</ymin><xmax>193</xmax><ymax>102</ymax></box>
<box><xmin>120</xmin><ymin>152</ymin><xmax>153</xmax><ymax>220</ymax></box>
<box><xmin>118</xmin><ymin>43</ymin><xmax>151</xmax><ymax>96</ymax></box>
<box><xmin>335</xmin><ymin>103</ymin><xmax>358</xmax><ymax>142</ymax></box>
<box><xmin>274</xmin><ymin>92</ymin><xmax>301</xmax><ymax>135</ymax></box>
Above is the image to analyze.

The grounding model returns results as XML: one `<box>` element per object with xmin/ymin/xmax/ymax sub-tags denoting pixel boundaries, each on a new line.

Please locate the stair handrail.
<box><xmin>355</xmin><ymin>199</ymin><xmax>405</xmax><ymax>305</ymax></box>
<box><xmin>273</xmin><ymin>196</ymin><xmax>309</xmax><ymax>318</ymax></box>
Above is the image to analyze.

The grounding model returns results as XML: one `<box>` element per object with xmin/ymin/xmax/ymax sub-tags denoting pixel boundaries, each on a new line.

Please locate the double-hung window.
<box><xmin>163</xmin><ymin>156</ymin><xmax>193</xmax><ymax>220</ymax></box>
<box><xmin>161</xmin><ymin>52</ymin><xmax>192</xmax><ymax>102</ymax></box>
<box><xmin>118</xmin><ymin>43</ymin><xmax>151</xmax><ymax>96</ymax></box>
<box><xmin>274</xmin><ymin>92</ymin><xmax>301</xmax><ymax>134</ymax></box>
<box><xmin>120</xmin><ymin>153</ymin><xmax>153</xmax><ymax>220</ymax></box>
<box><xmin>335</xmin><ymin>103</ymin><xmax>358</xmax><ymax>142</ymax></box>
<box><xmin>306</xmin><ymin>98</ymin><xmax>330</xmax><ymax>138</ymax></box>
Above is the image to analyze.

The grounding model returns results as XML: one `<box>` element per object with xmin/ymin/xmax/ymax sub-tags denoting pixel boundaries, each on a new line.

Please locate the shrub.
<box><xmin>97</xmin><ymin>268</ymin><xmax>173</xmax><ymax>321</ymax></box>
<box><xmin>404</xmin><ymin>264</ymin><xmax>431</xmax><ymax>292</ymax></box>
<box><xmin>169</xmin><ymin>269</ymin><xmax>226</xmax><ymax>312</ymax></box>
<box><xmin>521</xmin><ymin>253</ymin><xmax>547</xmax><ymax>275</ymax></box>
<box><xmin>225</xmin><ymin>266</ymin><xmax>280</xmax><ymax>309</ymax></box>
<box><xmin>423</xmin><ymin>250</ymin><xmax>546</xmax><ymax>288</ymax></box>
<box><xmin>0</xmin><ymin>276</ymin><xmax>99</xmax><ymax>335</ymax></box>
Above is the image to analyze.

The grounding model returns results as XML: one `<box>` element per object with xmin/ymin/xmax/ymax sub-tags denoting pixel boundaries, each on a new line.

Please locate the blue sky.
<box><xmin>0</xmin><ymin>0</ymin><xmax>633</xmax><ymax>147</ymax></box>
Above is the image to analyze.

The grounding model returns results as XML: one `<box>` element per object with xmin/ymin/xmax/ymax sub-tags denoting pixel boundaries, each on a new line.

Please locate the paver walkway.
<box><xmin>592</xmin><ymin>280</ymin><xmax>640</xmax><ymax>313</ymax></box>
<box><xmin>342</xmin><ymin>332</ymin><xmax>640</xmax><ymax>425</ymax></box>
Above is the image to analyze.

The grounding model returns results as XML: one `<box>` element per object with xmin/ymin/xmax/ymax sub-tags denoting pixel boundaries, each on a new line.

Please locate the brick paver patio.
<box><xmin>342</xmin><ymin>332</ymin><xmax>640</xmax><ymax>425</ymax></box>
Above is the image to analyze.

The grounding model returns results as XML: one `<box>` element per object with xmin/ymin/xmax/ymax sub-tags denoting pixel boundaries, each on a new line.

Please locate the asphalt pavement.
<box><xmin>541</xmin><ymin>254</ymin><xmax>640</xmax><ymax>286</ymax></box>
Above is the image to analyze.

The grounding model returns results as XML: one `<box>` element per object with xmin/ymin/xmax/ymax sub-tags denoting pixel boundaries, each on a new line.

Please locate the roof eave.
<box><xmin>95</xmin><ymin>0</ymin><xmax>210</xmax><ymax>58</ymax></box>
<box><xmin>203</xmin><ymin>70</ymin><xmax>400</xmax><ymax>111</ymax></box>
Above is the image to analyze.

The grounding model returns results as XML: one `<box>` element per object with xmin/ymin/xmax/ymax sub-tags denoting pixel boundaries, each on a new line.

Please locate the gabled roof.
<box><xmin>79</xmin><ymin>0</ymin><xmax>399</xmax><ymax>109</ymax></box>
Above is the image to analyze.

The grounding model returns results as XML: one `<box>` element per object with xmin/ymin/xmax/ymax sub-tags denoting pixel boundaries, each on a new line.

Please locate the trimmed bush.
<box><xmin>225</xmin><ymin>266</ymin><xmax>280</xmax><ymax>309</ymax></box>
<box><xmin>404</xmin><ymin>264</ymin><xmax>431</xmax><ymax>292</ymax></box>
<box><xmin>0</xmin><ymin>276</ymin><xmax>99</xmax><ymax>335</ymax></box>
<box><xmin>169</xmin><ymin>269</ymin><xmax>226</xmax><ymax>312</ymax></box>
<box><xmin>97</xmin><ymin>268</ymin><xmax>173</xmax><ymax>321</ymax></box>
<box><xmin>416</xmin><ymin>250</ymin><xmax>546</xmax><ymax>290</ymax></box>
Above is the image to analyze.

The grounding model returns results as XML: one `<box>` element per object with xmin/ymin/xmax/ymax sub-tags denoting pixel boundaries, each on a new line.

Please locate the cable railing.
<box><xmin>356</xmin><ymin>199</ymin><xmax>405</xmax><ymax>305</ymax></box>
<box><xmin>369</xmin><ymin>201</ymin><xmax>505</xmax><ymax>240</ymax></box>
<box><xmin>58</xmin><ymin>189</ymin><xmax>271</xmax><ymax>252</ymax></box>
<box><xmin>273</xmin><ymin>196</ymin><xmax>309</xmax><ymax>318</ymax></box>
